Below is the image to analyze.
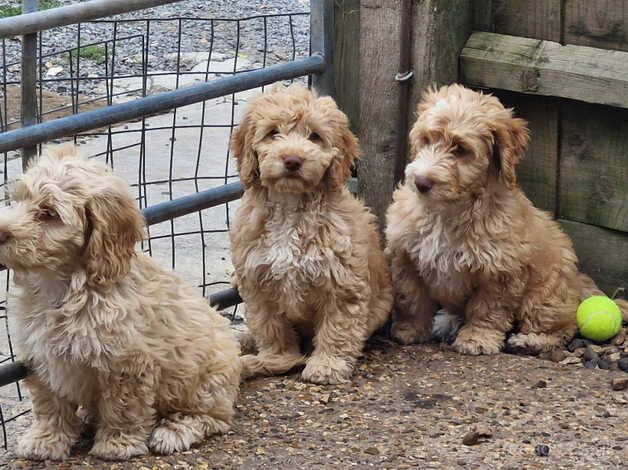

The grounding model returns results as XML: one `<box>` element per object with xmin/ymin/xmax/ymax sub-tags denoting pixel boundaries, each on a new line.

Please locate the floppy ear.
<box><xmin>83</xmin><ymin>189</ymin><xmax>145</xmax><ymax>288</ymax></box>
<box><xmin>230</xmin><ymin>113</ymin><xmax>259</xmax><ymax>188</ymax></box>
<box><xmin>327</xmin><ymin>125</ymin><xmax>362</xmax><ymax>189</ymax></box>
<box><xmin>492</xmin><ymin>114</ymin><xmax>529</xmax><ymax>189</ymax></box>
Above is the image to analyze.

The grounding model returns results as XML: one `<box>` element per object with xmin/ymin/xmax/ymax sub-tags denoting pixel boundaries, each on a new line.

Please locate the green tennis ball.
<box><xmin>576</xmin><ymin>296</ymin><xmax>622</xmax><ymax>342</ymax></box>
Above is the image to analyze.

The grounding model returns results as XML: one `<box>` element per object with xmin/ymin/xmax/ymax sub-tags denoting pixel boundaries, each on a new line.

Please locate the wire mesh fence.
<box><xmin>0</xmin><ymin>4</ymin><xmax>311</xmax><ymax>454</ymax></box>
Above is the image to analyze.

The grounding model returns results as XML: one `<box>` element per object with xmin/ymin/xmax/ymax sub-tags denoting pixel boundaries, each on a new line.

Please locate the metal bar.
<box><xmin>20</xmin><ymin>0</ymin><xmax>38</xmax><ymax>169</ymax></box>
<box><xmin>209</xmin><ymin>288</ymin><xmax>242</xmax><ymax>311</ymax></box>
<box><xmin>0</xmin><ymin>55</ymin><xmax>326</xmax><ymax>153</ymax></box>
<box><xmin>0</xmin><ymin>0</ymin><xmax>181</xmax><ymax>38</ymax></box>
<box><xmin>141</xmin><ymin>182</ymin><xmax>244</xmax><ymax>226</ymax></box>
<box><xmin>310</xmin><ymin>0</ymin><xmax>334</xmax><ymax>96</ymax></box>
<box><xmin>0</xmin><ymin>362</ymin><xmax>28</xmax><ymax>387</ymax></box>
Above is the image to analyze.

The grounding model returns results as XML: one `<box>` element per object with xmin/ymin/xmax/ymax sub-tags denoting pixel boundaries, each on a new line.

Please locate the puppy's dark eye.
<box><xmin>266</xmin><ymin>129</ymin><xmax>279</xmax><ymax>139</ymax></box>
<box><xmin>452</xmin><ymin>145</ymin><xmax>467</xmax><ymax>158</ymax></box>
<box><xmin>308</xmin><ymin>132</ymin><xmax>321</xmax><ymax>143</ymax></box>
<box><xmin>38</xmin><ymin>208</ymin><xmax>58</xmax><ymax>222</ymax></box>
<box><xmin>421</xmin><ymin>136</ymin><xmax>430</xmax><ymax>147</ymax></box>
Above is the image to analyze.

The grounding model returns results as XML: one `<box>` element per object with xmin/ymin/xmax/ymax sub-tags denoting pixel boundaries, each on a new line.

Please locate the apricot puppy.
<box><xmin>386</xmin><ymin>84</ymin><xmax>623</xmax><ymax>355</ymax></box>
<box><xmin>230</xmin><ymin>84</ymin><xmax>393</xmax><ymax>384</ymax></box>
<box><xmin>0</xmin><ymin>145</ymin><xmax>240</xmax><ymax>460</ymax></box>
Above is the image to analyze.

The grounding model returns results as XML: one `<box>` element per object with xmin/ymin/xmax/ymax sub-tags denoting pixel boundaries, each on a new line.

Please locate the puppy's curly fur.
<box><xmin>0</xmin><ymin>145</ymin><xmax>240</xmax><ymax>460</ymax></box>
<box><xmin>386</xmin><ymin>84</ymin><xmax>626</xmax><ymax>355</ymax></box>
<box><xmin>229</xmin><ymin>85</ymin><xmax>393</xmax><ymax>384</ymax></box>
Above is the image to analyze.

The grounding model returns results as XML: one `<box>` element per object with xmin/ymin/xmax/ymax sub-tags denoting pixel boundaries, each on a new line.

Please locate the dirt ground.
<box><xmin>7</xmin><ymin>341</ymin><xmax>628</xmax><ymax>470</ymax></box>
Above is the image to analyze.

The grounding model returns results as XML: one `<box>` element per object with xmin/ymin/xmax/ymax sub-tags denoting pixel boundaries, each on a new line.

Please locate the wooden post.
<box><xmin>351</xmin><ymin>0</ymin><xmax>473</xmax><ymax>223</ymax></box>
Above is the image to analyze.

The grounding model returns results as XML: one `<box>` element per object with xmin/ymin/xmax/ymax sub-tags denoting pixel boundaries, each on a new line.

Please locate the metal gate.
<box><xmin>0</xmin><ymin>0</ymin><xmax>334</xmax><ymax>451</ymax></box>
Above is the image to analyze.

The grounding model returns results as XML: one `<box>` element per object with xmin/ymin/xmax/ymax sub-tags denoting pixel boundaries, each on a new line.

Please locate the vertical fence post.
<box><xmin>20</xmin><ymin>0</ymin><xmax>38</xmax><ymax>170</ymax></box>
<box><xmin>310</xmin><ymin>0</ymin><xmax>335</xmax><ymax>97</ymax></box>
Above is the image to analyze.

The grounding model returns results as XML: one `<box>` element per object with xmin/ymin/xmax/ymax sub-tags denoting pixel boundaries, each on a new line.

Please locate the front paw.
<box><xmin>302</xmin><ymin>355</ymin><xmax>353</xmax><ymax>385</ymax></box>
<box><xmin>16</xmin><ymin>425</ymin><xmax>75</xmax><ymax>460</ymax></box>
<box><xmin>453</xmin><ymin>325</ymin><xmax>504</xmax><ymax>355</ymax></box>
<box><xmin>89</xmin><ymin>435</ymin><xmax>148</xmax><ymax>461</ymax></box>
<box><xmin>391</xmin><ymin>319</ymin><xmax>432</xmax><ymax>345</ymax></box>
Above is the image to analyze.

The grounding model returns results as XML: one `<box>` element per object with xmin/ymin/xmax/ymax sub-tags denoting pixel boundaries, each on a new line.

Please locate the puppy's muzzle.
<box><xmin>283</xmin><ymin>155</ymin><xmax>303</xmax><ymax>173</ymax></box>
<box><xmin>414</xmin><ymin>174</ymin><xmax>433</xmax><ymax>194</ymax></box>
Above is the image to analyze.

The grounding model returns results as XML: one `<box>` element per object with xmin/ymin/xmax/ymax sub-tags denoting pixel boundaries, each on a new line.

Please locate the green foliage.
<box><xmin>72</xmin><ymin>44</ymin><xmax>107</xmax><ymax>64</ymax></box>
<box><xmin>0</xmin><ymin>1</ymin><xmax>59</xmax><ymax>18</ymax></box>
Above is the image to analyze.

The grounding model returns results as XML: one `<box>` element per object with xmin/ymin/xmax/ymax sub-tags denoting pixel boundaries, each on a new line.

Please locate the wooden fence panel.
<box><xmin>497</xmin><ymin>92</ymin><xmax>558</xmax><ymax>213</ymax></box>
<box><xmin>565</xmin><ymin>0</ymin><xmax>628</xmax><ymax>51</ymax></box>
<box><xmin>559</xmin><ymin>102</ymin><xmax>628</xmax><ymax>233</ymax></box>
<box><xmin>472</xmin><ymin>0</ymin><xmax>561</xmax><ymax>215</ymax></box>
<box><xmin>561</xmin><ymin>220</ymin><xmax>628</xmax><ymax>294</ymax></box>
<box><xmin>491</xmin><ymin>0</ymin><xmax>561</xmax><ymax>41</ymax></box>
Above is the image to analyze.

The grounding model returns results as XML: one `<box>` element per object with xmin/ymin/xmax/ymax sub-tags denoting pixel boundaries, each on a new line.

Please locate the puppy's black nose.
<box><xmin>414</xmin><ymin>175</ymin><xmax>433</xmax><ymax>194</ymax></box>
<box><xmin>283</xmin><ymin>156</ymin><xmax>303</xmax><ymax>172</ymax></box>
<box><xmin>0</xmin><ymin>231</ymin><xmax>10</xmax><ymax>244</ymax></box>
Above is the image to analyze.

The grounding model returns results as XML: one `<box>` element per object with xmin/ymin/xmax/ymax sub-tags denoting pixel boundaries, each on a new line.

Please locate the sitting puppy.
<box><xmin>0</xmin><ymin>145</ymin><xmax>240</xmax><ymax>460</ymax></box>
<box><xmin>386</xmin><ymin>84</ymin><xmax>625</xmax><ymax>355</ymax></box>
<box><xmin>229</xmin><ymin>84</ymin><xmax>393</xmax><ymax>384</ymax></box>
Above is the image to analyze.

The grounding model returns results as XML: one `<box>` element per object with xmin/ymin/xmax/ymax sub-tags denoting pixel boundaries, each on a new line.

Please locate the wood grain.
<box><xmin>559</xmin><ymin>102</ymin><xmax>628</xmax><ymax>232</ymax></box>
<box><xmin>356</xmin><ymin>0</ymin><xmax>403</xmax><ymax>222</ymax></box>
<box><xmin>565</xmin><ymin>0</ymin><xmax>628</xmax><ymax>52</ymax></box>
<box><xmin>496</xmin><ymin>91</ymin><xmax>558</xmax><ymax>214</ymax></box>
<box><xmin>561</xmin><ymin>219</ymin><xmax>628</xmax><ymax>295</ymax></box>
<box><xmin>461</xmin><ymin>31</ymin><xmax>628</xmax><ymax>109</ymax></box>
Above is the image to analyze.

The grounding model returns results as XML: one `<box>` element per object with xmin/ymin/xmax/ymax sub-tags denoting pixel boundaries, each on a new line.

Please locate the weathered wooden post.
<box><xmin>334</xmin><ymin>0</ymin><xmax>474</xmax><ymax>224</ymax></box>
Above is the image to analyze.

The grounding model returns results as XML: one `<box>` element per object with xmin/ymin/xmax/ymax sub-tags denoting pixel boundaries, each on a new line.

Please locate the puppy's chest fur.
<box><xmin>402</xmin><ymin>216</ymin><xmax>483</xmax><ymax>305</ymax></box>
<box><xmin>12</xmin><ymin>274</ymin><xmax>127</xmax><ymax>403</ymax></box>
<box><xmin>241</xmin><ymin>199</ymin><xmax>352</xmax><ymax>313</ymax></box>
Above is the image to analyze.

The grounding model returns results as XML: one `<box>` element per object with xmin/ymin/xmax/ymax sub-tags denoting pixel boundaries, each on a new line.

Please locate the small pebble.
<box><xmin>598</xmin><ymin>359</ymin><xmax>612</xmax><ymax>370</ymax></box>
<box><xmin>568</xmin><ymin>338</ymin><xmax>589</xmax><ymax>352</ymax></box>
<box><xmin>548</xmin><ymin>349</ymin><xmax>567</xmax><ymax>362</ymax></box>
<box><xmin>534</xmin><ymin>444</ymin><xmax>550</xmax><ymax>457</ymax></box>
<box><xmin>618</xmin><ymin>357</ymin><xmax>628</xmax><ymax>372</ymax></box>
<box><xmin>583</xmin><ymin>360</ymin><xmax>598</xmax><ymax>369</ymax></box>
<box><xmin>582</xmin><ymin>347</ymin><xmax>599</xmax><ymax>362</ymax></box>
<box><xmin>533</xmin><ymin>380</ymin><xmax>547</xmax><ymax>389</ymax></box>
<box><xmin>611</xmin><ymin>377</ymin><xmax>628</xmax><ymax>391</ymax></box>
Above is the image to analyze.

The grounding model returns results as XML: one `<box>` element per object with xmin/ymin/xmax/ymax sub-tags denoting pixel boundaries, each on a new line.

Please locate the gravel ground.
<box><xmin>5</xmin><ymin>341</ymin><xmax>628</xmax><ymax>469</ymax></box>
<box><xmin>1</xmin><ymin>0</ymin><xmax>310</xmax><ymax>96</ymax></box>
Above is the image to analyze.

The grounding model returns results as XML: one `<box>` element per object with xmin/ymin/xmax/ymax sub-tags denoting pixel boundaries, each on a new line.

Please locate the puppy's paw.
<box><xmin>240</xmin><ymin>354</ymin><xmax>263</xmax><ymax>380</ymax></box>
<box><xmin>302</xmin><ymin>355</ymin><xmax>352</xmax><ymax>385</ymax></box>
<box><xmin>506</xmin><ymin>333</ymin><xmax>565</xmax><ymax>356</ymax></box>
<box><xmin>391</xmin><ymin>319</ymin><xmax>431</xmax><ymax>345</ymax></box>
<box><xmin>16</xmin><ymin>426</ymin><xmax>74</xmax><ymax>460</ymax></box>
<box><xmin>89</xmin><ymin>436</ymin><xmax>148</xmax><ymax>461</ymax></box>
<box><xmin>149</xmin><ymin>423</ymin><xmax>196</xmax><ymax>455</ymax></box>
<box><xmin>453</xmin><ymin>326</ymin><xmax>504</xmax><ymax>355</ymax></box>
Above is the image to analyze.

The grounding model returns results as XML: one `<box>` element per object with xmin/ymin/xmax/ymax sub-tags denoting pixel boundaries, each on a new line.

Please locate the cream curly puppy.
<box><xmin>0</xmin><ymin>145</ymin><xmax>240</xmax><ymax>461</ymax></box>
<box><xmin>229</xmin><ymin>85</ymin><xmax>393</xmax><ymax>384</ymax></box>
<box><xmin>386</xmin><ymin>84</ymin><xmax>626</xmax><ymax>355</ymax></box>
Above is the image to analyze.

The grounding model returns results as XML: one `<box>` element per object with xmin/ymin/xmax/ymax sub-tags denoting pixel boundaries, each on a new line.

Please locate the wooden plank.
<box><xmin>495</xmin><ymin>91</ymin><xmax>558</xmax><ymax>214</ymax></box>
<box><xmin>357</xmin><ymin>0</ymin><xmax>402</xmax><ymax>222</ymax></box>
<box><xmin>333</xmin><ymin>0</ymin><xmax>360</xmax><ymax>133</ymax></box>
<box><xmin>461</xmin><ymin>31</ymin><xmax>628</xmax><ymax>109</ymax></box>
<box><xmin>560</xmin><ymin>219</ymin><xmax>628</xmax><ymax>296</ymax></box>
<box><xmin>565</xmin><ymin>0</ymin><xmax>628</xmax><ymax>52</ymax></box>
<box><xmin>410</xmin><ymin>0</ymin><xmax>473</xmax><ymax>99</ymax></box>
<box><xmin>559</xmin><ymin>102</ymin><xmax>628</xmax><ymax>232</ymax></box>
<box><xmin>491</xmin><ymin>0</ymin><xmax>562</xmax><ymax>42</ymax></box>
